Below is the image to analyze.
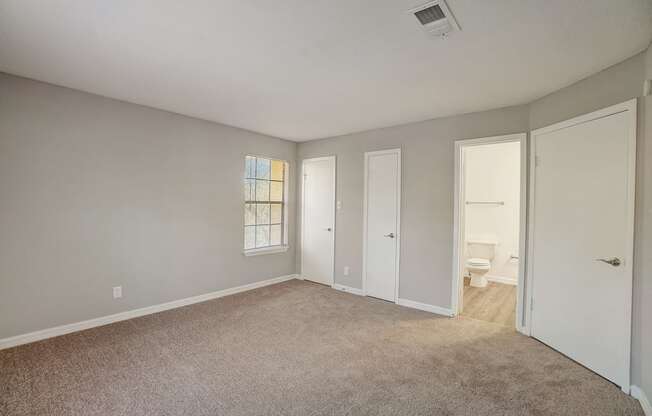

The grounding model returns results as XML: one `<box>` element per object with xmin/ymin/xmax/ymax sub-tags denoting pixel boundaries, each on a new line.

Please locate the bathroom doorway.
<box><xmin>452</xmin><ymin>134</ymin><xmax>527</xmax><ymax>330</ymax></box>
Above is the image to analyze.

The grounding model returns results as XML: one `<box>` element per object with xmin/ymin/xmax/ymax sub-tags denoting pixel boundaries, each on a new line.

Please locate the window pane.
<box><xmin>244</xmin><ymin>179</ymin><xmax>254</xmax><ymax>201</ymax></box>
<box><xmin>244</xmin><ymin>226</ymin><xmax>256</xmax><ymax>250</ymax></box>
<box><xmin>270</xmin><ymin>181</ymin><xmax>283</xmax><ymax>202</ymax></box>
<box><xmin>256</xmin><ymin>158</ymin><xmax>270</xmax><ymax>179</ymax></box>
<box><xmin>271</xmin><ymin>160</ymin><xmax>284</xmax><ymax>181</ymax></box>
<box><xmin>270</xmin><ymin>204</ymin><xmax>282</xmax><ymax>224</ymax></box>
<box><xmin>244</xmin><ymin>156</ymin><xmax>287</xmax><ymax>251</ymax></box>
<box><xmin>256</xmin><ymin>225</ymin><xmax>270</xmax><ymax>247</ymax></box>
<box><xmin>256</xmin><ymin>180</ymin><xmax>269</xmax><ymax>201</ymax></box>
<box><xmin>245</xmin><ymin>156</ymin><xmax>256</xmax><ymax>179</ymax></box>
<box><xmin>244</xmin><ymin>203</ymin><xmax>256</xmax><ymax>226</ymax></box>
<box><xmin>256</xmin><ymin>204</ymin><xmax>270</xmax><ymax>225</ymax></box>
<box><xmin>270</xmin><ymin>224</ymin><xmax>282</xmax><ymax>246</ymax></box>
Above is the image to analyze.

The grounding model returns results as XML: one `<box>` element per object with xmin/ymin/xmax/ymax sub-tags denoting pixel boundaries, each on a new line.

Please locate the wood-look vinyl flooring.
<box><xmin>461</xmin><ymin>277</ymin><xmax>517</xmax><ymax>327</ymax></box>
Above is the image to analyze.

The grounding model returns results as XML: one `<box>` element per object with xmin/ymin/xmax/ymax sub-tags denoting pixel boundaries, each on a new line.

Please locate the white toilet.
<box><xmin>465</xmin><ymin>240</ymin><xmax>497</xmax><ymax>288</ymax></box>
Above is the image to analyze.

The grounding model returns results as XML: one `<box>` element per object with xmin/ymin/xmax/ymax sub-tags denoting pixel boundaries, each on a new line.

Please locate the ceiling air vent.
<box><xmin>409</xmin><ymin>1</ymin><xmax>460</xmax><ymax>38</ymax></box>
<box><xmin>414</xmin><ymin>4</ymin><xmax>446</xmax><ymax>25</ymax></box>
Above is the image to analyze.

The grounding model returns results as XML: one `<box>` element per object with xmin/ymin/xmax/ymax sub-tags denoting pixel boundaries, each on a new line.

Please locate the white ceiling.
<box><xmin>1</xmin><ymin>1</ymin><xmax>651</xmax><ymax>141</ymax></box>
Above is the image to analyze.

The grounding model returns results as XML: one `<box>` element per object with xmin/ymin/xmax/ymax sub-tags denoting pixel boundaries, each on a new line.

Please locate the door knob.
<box><xmin>384</xmin><ymin>233</ymin><xmax>395</xmax><ymax>238</ymax></box>
<box><xmin>596</xmin><ymin>257</ymin><xmax>621</xmax><ymax>267</ymax></box>
<box><xmin>324</xmin><ymin>227</ymin><xmax>332</xmax><ymax>232</ymax></box>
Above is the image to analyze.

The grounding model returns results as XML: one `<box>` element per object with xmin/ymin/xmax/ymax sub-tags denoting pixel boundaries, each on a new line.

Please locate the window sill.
<box><xmin>243</xmin><ymin>246</ymin><xmax>289</xmax><ymax>257</ymax></box>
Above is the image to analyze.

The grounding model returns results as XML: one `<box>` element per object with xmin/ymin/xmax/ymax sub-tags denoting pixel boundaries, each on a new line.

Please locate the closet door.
<box><xmin>363</xmin><ymin>149</ymin><xmax>401</xmax><ymax>302</ymax></box>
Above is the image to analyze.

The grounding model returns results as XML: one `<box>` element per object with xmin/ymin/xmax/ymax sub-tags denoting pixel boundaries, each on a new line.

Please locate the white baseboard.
<box><xmin>632</xmin><ymin>385</ymin><xmax>652</xmax><ymax>416</ymax></box>
<box><xmin>397</xmin><ymin>298</ymin><xmax>454</xmax><ymax>317</ymax></box>
<box><xmin>486</xmin><ymin>275</ymin><xmax>518</xmax><ymax>285</ymax></box>
<box><xmin>331</xmin><ymin>288</ymin><xmax>453</xmax><ymax>318</ymax></box>
<box><xmin>0</xmin><ymin>274</ymin><xmax>299</xmax><ymax>350</ymax></box>
<box><xmin>332</xmin><ymin>283</ymin><xmax>363</xmax><ymax>296</ymax></box>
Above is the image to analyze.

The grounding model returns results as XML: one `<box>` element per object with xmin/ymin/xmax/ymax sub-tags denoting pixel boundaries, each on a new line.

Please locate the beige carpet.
<box><xmin>0</xmin><ymin>279</ymin><xmax>643</xmax><ymax>416</ymax></box>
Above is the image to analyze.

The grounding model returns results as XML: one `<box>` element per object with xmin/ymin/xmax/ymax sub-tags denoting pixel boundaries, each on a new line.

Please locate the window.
<box><xmin>244</xmin><ymin>155</ymin><xmax>288</xmax><ymax>253</ymax></box>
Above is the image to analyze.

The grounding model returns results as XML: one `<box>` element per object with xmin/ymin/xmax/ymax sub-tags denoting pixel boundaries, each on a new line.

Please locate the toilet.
<box><xmin>465</xmin><ymin>240</ymin><xmax>497</xmax><ymax>288</ymax></box>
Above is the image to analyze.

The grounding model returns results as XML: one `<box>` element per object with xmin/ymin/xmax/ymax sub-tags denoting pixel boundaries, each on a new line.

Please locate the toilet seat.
<box><xmin>466</xmin><ymin>257</ymin><xmax>491</xmax><ymax>288</ymax></box>
<box><xmin>466</xmin><ymin>258</ymin><xmax>490</xmax><ymax>268</ymax></box>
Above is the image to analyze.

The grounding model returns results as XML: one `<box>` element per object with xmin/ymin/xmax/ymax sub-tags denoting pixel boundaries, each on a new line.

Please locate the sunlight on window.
<box><xmin>244</xmin><ymin>156</ymin><xmax>287</xmax><ymax>250</ymax></box>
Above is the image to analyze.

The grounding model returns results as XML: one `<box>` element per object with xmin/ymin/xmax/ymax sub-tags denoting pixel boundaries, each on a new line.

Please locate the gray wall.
<box><xmin>635</xmin><ymin>94</ymin><xmax>652</xmax><ymax>403</ymax></box>
<box><xmin>528</xmin><ymin>53</ymin><xmax>646</xmax><ymax>130</ymax></box>
<box><xmin>637</xmin><ymin>51</ymin><xmax>651</xmax><ymax>402</ymax></box>
<box><xmin>0</xmin><ymin>73</ymin><xmax>297</xmax><ymax>339</ymax></box>
<box><xmin>297</xmin><ymin>106</ymin><xmax>530</xmax><ymax>308</ymax></box>
<box><xmin>641</xmin><ymin>43</ymin><xmax>652</xmax><ymax>401</ymax></box>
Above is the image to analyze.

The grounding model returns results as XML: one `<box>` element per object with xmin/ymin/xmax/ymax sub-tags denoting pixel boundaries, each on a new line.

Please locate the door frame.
<box><xmin>451</xmin><ymin>133</ymin><xmax>528</xmax><ymax>332</ymax></box>
<box><xmin>528</xmin><ymin>99</ymin><xmax>637</xmax><ymax>393</ymax></box>
<box><xmin>300</xmin><ymin>156</ymin><xmax>337</xmax><ymax>286</ymax></box>
<box><xmin>362</xmin><ymin>148</ymin><xmax>402</xmax><ymax>302</ymax></box>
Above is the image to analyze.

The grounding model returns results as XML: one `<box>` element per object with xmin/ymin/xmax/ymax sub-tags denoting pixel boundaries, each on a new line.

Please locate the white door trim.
<box><xmin>452</xmin><ymin>133</ymin><xmax>528</xmax><ymax>332</ymax></box>
<box><xmin>362</xmin><ymin>148</ymin><xmax>402</xmax><ymax>302</ymax></box>
<box><xmin>528</xmin><ymin>99</ymin><xmax>636</xmax><ymax>393</ymax></box>
<box><xmin>300</xmin><ymin>156</ymin><xmax>337</xmax><ymax>286</ymax></box>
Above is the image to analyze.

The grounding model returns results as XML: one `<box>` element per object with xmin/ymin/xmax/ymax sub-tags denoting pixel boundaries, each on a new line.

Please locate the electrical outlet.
<box><xmin>343</xmin><ymin>266</ymin><xmax>350</xmax><ymax>276</ymax></box>
<box><xmin>113</xmin><ymin>286</ymin><xmax>122</xmax><ymax>299</ymax></box>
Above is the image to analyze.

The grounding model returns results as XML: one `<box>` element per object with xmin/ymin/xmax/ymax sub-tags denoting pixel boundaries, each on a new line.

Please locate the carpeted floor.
<box><xmin>0</xmin><ymin>279</ymin><xmax>643</xmax><ymax>416</ymax></box>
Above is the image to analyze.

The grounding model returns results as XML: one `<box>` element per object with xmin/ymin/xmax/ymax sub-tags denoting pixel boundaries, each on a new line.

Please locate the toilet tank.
<box><xmin>467</xmin><ymin>240</ymin><xmax>497</xmax><ymax>260</ymax></box>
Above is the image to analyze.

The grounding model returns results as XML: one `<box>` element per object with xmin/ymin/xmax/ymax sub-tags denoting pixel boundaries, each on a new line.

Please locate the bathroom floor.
<box><xmin>462</xmin><ymin>277</ymin><xmax>517</xmax><ymax>327</ymax></box>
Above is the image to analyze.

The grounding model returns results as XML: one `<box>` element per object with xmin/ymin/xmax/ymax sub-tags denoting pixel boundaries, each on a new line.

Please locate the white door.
<box><xmin>529</xmin><ymin>100</ymin><xmax>636</xmax><ymax>392</ymax></box>
<box><xmin>301</xmin><ymin>157</ymin><xmax>336</xmax><ymax>285</ymax></box>
<box><xmin>363</xmin><ymin>149</ymin><xmax>401</xmax><ymax>302</ymax></box>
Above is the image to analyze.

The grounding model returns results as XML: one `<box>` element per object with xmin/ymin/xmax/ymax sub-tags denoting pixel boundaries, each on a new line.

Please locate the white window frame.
<box><xmin>243</xmin><ymin>155</ymin><xmax>290</xmax><ymax>256</ymax></box>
